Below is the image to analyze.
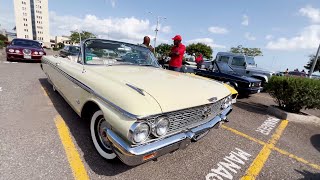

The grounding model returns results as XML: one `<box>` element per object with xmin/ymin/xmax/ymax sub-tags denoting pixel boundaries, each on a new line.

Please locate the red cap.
<box><xmin>172</xmin><ymin>35</ymin><xmax>182</xmax><ymax>41</ymax></box>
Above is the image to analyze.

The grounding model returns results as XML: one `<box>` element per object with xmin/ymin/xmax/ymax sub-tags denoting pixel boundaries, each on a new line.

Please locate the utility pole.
<box><xmin>309</xmin><ymin>43</ymin><xmax>320</xmax><ymax>78</ymax></box>
<box><xmin>149</xmin><ymin>12</ymin><xmax>166</xmax><ymax>53</ymax></box>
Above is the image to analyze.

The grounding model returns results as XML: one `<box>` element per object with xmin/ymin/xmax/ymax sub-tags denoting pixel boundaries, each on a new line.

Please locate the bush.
<box><xmin>53</xmin><ymin>47</ymin><xmax>60</xmax><ymax>51</ymax></box>
<box><xmin>0</xmin><ymin>40</ymin><xmax>4</xmax><ymax>49</ymax></box>
<box><xmin>266</xmin><ymin>76</ymin><xmax>320</xmax><ymax>113</ymax></box>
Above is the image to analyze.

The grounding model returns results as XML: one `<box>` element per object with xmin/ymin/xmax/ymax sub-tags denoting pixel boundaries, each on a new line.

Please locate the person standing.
<box><xmin>195</xmin><ymin>53</ymin><xmax>204</xmax><ymax>69</ymax></box>
<box><xmin>169</xmin><ymin>35</ymin><xmax>186</xmax><ymax>72</ymax></box>
<box><xmin>141</xmin><ymin>36</ymin><xmax>154</xmax><ymax>52</ymax></box>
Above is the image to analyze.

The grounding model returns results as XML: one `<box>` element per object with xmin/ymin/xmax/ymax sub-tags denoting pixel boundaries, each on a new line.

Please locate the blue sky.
<box><xmin>1</xmin><ymin>0</ymin><xmax>320</xmax><ymax>72</ymax></box>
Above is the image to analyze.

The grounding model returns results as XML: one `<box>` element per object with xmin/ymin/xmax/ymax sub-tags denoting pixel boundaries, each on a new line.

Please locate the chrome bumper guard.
<box><xmin>105</xmin><ymin>106</ymin><xmax>232</xmax><ymax>166</ymax></box>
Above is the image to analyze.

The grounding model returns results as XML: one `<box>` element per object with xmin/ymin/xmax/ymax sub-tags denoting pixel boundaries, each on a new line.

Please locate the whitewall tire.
<box><xmin>90</xmin><ymin>110</ymin><xmax>116</xmax><ymax>159</ymax></box>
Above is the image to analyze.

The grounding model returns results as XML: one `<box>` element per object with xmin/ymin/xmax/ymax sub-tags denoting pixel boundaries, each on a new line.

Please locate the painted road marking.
<box><xmin>256</xmin><ymin>117</ymin><xmax>280</xmax><ymax>135</ymax></box>
<box><xmin>241</xmin><ymin>120</ymin><xmax>288</xmax><ymax>180</ymax></box>
<box><xmin>223</xmin><ymin>124</ymin><xmax>320</xmax><ymax>172</ymax></box>
<box><xmin>55</xmin><ymin>115</ymin><xmax>89</xmax><ymax>180</ymax></box>
<box><xmin>206</xmin><ymin>148</ymin><xmax>252</xmax><ymax>180</ymax></box>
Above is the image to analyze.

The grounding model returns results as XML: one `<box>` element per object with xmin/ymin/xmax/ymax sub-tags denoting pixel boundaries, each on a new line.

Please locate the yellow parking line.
<box><xmin>221</xmin><ymin>125</ymin><xmax>266</xmax><ymax>145</ymax></box>
<box><xmin>272</xmin><ymin>147</ymin><xmax>320</xmax><ymax>171</ymax></box>
<box><xmin>241</xmin><ymin>120</ymin><xmax>288</xmax><ymax>180</ymax></box>
<box><xmin>55</xmin><ymin>115</ymin><xmax>89</xmax><ymax>180</ymax></box>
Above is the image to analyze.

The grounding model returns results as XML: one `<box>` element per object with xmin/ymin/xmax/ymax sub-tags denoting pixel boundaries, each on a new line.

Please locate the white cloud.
<box><xmin>299</xmin><ymin>5</ymin><xmax>320</xmax><ymax>23</ymax></box>
<box><xmin>208</xmin><ymin>26</ymin><xmax>229</xmax><ymax>34</ymax></box>
<box><xmin>242</xmin><ymin>14</ymin><xmax>249</xmax><ymax>26</ymax></box>
<box><xmin>266</xmin><ymin>25</ymin><xmax>320</xmax><ymax>50</ymax></box>
<box><xmin>244</xmin><ymin>32</ymin><xmax>256</xmax><ymax>41</ymax></box>
<box><xmin>49</xmin><ymin>11</ymin><xmax>165</xmax><ymax>44</ymax></box>
<box><xmin>186</xmin><ymin>38</ymin><xmax>226</xmax><ymax>49</ymax></box>
<box><xmin>265</xmin><ymin>35</ymin><xmax>274</xmax><ymax>40</ymax></box>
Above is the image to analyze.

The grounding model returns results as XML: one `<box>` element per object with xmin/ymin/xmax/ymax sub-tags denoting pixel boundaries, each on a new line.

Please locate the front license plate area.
<box><xmin>24</xmin><ymin>55</ymin><xmax>31</xmax><ymax>59</ymax></box>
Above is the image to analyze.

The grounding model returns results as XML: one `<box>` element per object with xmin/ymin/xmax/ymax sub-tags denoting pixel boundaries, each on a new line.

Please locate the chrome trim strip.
<box><xmin>105</xmin><ymin>106</ymin><xmax>232</xmax><ymax>166</ymax></box>
<box><xmin>126</xmin><ymin>84</ymin><xmax>145</xmax><ymax>96</ymax></box>
<box><xmin>42</xmin><ymin>59</ymin><xmax>139</xmax><ymax>119</ymax></box>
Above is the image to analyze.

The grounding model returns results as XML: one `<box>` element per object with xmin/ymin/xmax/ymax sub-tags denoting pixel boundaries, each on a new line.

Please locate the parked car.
<box><xmin>215</xmin><ymin>52</ymin><xmax>274</xmax><ymax>86</ymax></box>
<box><xmin>41</xmin><ymin>38</ymin><xmax>233</xmax><ymax>166</ymax></box>
<box><xmin>6</xmin><ymin>38</ymin><xmax>46</xmax><ymax>62</ymax></box>
<box><xmin>59</xmin><ymin>45</ymin><xmax>80</xmax><ymax>57</ymax></box>
<box><xmin>287</xmin><ymin>71</ymin><xmax>308</xmax><ymax>77</ymax></box>
<box><xmin>194</xmin><ymin>61</ymin><xmax>263</xmax><ymax>95</ymax></box>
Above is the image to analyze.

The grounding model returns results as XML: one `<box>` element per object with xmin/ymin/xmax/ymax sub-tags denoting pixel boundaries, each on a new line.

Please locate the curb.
<box><xmin>267</xmin><ymin>106</ymin><xmax>320</xmax><ymax>126</ymax></box>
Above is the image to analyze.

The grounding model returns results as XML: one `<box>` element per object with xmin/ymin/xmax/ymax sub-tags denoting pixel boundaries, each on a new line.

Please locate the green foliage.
<box><xmin>266</xmin><ymin>76</ymin><xmax>320</xmax><ymax>113</ymax></box>
<box><xmin>53</xmin><ymin>47</ymin><xmax>60</xmax><ymax>51</ymax></box>
<box><xmin>156</xmin><ymin>43</ymin><xmax>173</xmax><ymax>58</ymax></box>
<box><xmin>57</xmin><ymin>42</ymin><xmax>65</xmax><ymax>49</ymax></box>
<box><xmin>186</xmin><ymin>43</ymin><xmax>213</xmax><ymax>59</ymax></box>
<box><xmin>70</xmin><ymin>31</ymin><xmax>96</xmax><ymax>43</ymax></box>
<box><xmin>0</xmin><ymin>34</ymin><xmax>8</xmax><ymax>42</ymax></box>
<box><xmin>304</xmin><ymin>55</ymin><xmax>320</xmax><ymax>73</ymax></box>
<box><xmin>230</xmin><ymin>45</ymin><xmax>263</xmax><ymax>57</ymax></box>
<box><xmin>0</xmin><ymin>40</ymin><xmax>4</xmax><ymax>49</ymax></box>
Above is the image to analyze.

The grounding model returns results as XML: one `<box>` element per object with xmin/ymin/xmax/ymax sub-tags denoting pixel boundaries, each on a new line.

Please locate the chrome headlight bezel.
<box><xmin>152</xmin><ymin>117</ymin><xmax>169</xmax><ymax>137</ymax></box>
<box><xmin>221</xmin><ymin>95</ymin><xmax>232</xmax><ymax>109</ymax></box>
<box><xmin>129</xmin><ymin>122</ymin><xmax>150</xmax><ymax>144</ymax></box>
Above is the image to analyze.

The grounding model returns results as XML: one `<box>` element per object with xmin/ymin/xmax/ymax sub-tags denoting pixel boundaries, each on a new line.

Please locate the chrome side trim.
<box><xmin>42</xmin><ymin>59</ymin><xmax>139</xmax><ymax>119</ymax></box>
<box><xmin>106</xmin><ymin>106</ymin><xmax>232</xmax><ymax>166</ymax></box>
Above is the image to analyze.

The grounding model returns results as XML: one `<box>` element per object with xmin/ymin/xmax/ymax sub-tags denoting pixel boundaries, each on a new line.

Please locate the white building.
<box><xmin>13</xmin><ymin>0</ymin><xmax>50</xmax><ymax>46</ymax></box>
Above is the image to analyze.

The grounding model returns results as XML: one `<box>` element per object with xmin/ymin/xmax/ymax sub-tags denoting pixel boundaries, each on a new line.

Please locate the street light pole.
<box><xmin>309</xmin><ymin>43</ymin><xmax>320</xmax><ymax>78</ymax></box>
<box><xmin>154</xmin><ymin>16</ymin><xmax>160</xmax><ymax>49</ymax></box>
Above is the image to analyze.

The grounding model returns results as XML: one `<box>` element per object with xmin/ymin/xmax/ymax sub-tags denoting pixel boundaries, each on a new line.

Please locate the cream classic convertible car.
<box><xmin>41</xmin><ymin>39</ymin><xmax>233</xmax><ymax>166</ymax></box>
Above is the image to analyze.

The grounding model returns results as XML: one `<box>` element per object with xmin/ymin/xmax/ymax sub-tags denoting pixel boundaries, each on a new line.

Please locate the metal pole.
<box><xmin>309</xmin><ymin>43</ymin><xmax>320</xmax><ymax>77</ymax></box>
<box><xmin>154</xmin><ymin>16</ymin><xmax>159</xmax><ymax>50</ymax></box>
<box><xmin>78</xmin><ymin>31</ymin><xmax>82</xmax><ymax>44</ymax></box>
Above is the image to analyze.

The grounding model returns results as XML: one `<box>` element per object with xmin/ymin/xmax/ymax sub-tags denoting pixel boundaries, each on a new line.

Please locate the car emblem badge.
<box><xmin>208</xmin><ymin>97</ymin><xmax>218</xmax><ymax>102</ymax></box>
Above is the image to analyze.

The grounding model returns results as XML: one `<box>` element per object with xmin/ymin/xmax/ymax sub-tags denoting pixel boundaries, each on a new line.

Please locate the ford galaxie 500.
<box><xmin>41</xmin><ymin>39</ymin><xmax>233</xmax><ymax>166</ymax></box>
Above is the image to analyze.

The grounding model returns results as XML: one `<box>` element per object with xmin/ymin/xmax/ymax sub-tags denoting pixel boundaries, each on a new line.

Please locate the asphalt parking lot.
<box><xmin>0</xmin><ymin>55</ymin><xmax>320</xmax><ymax>179</ymax></box>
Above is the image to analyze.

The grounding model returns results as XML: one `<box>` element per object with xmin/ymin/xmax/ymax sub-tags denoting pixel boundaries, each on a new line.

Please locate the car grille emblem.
<box><xmin>23</xmin><ymin>49</ymin><xmax>31</xmax><ymax>55</ymax></box>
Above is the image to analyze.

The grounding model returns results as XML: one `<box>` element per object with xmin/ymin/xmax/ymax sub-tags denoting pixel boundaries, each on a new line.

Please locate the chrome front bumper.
<box><xmin>105</xmin><ymin>106</ymin><xmax>232</xmax><ymax>166</ymax></box>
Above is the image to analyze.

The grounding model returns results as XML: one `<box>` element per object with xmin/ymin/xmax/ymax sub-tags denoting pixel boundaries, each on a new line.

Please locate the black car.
<box><xmin>194</xmin><ymin>61</ymin><xmax>263</xmax><ymax>95</ymax></box>
<box><xmin>59</xmin><ymin>45</ymin><xmax>80</xmax><ymax>57</ymax></box>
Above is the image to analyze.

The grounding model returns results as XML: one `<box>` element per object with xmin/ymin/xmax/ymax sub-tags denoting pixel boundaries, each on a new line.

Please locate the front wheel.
<box><xmin>90</xmin><ymin>110</ymin><xmax>116</xmax><ymax>159</ymax></box>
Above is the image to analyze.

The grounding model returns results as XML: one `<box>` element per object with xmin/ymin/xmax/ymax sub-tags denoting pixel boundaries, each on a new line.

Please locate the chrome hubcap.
<box><xmin>97</xmin><ymin>117</ymin><xmax>112</xmax><ymax>150</ymax></box>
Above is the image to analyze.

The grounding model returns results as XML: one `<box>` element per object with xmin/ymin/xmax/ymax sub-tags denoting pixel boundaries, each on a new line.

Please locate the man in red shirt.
<box><xmin>195</xmin><ymin>53</ymin><xmax>204</xmax><ymax>69</ymax></box>
<box><xmin>169</xmin><ymin>35</ymin><xmax>186</xmax><ymax>72</ymax></box>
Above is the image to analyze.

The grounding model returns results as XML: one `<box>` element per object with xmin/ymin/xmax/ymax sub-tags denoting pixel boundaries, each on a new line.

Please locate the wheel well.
<box><xmin>81</xmin><ymin>101</ymin><xmax>101</xmax><ymax>121</ymax></box>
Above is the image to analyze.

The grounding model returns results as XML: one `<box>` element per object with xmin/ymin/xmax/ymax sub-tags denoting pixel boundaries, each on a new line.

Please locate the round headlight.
<box><xmin>248</xmin><ymin>83</ymin><xmax>252</xmax><ymax>87</ymax></box>
<box><xmin>131</xmin><ymin>123</ymin><xmax>150</xmax><ymax>144</ymax></box>
<box><xmin>34</xmin><ymin>51</ymin><xmax>39</xmax><ymax>55</ymax></box>
<box><xmin>221</xmin><ymin>96</ymin><xmax>232</xmax><ymax>109</ymax></box>
<box><xmin>154</xmin><ymin>117</ymin><xmax>169</xmax><ymax>137</ymax></box>
<box><xmin>15</xmin><ymin>49</ymin><xmax>20</xmax><ymax>53</ymax></box>
<box><xmin>8</xmin><ymin>49</ymin><xmax>14</xmax><ymax>53</ymax></box>
<box><xmin>39</xmin><ymin>51</ymin><xmax>44</xmax><ymax>55</ymax></box>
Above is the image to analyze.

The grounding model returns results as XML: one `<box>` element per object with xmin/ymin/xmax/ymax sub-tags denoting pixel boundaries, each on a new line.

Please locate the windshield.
<box><xmin>84</xmin><ymin>39</ymin><xmax>160</xmax><ymax>67</ymax></box>
<box><xmin>11</xmin><ymin>39</ymin><xmax>41</xmax><ymax>48</ymax></box>
<box><xmin>246</xmin><ymin>56</ymin><xmax>256</xmax><ymax>65</ymax></box>
<box><xmin>216</xmin><ymin>61</ymin><xmax>234</xmax><ymax>73</ymax></box>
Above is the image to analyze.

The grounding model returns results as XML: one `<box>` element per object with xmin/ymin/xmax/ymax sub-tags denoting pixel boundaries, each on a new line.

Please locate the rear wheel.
<box><xmin>90</xmin><ymin>110</ymin><xmax>116</xmax><ymax>159</ymax></box>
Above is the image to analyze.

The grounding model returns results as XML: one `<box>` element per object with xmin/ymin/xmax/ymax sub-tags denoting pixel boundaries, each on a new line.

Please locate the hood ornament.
<box><xmin>208</xmin><ymin>97</ymin><xmax>218</xmax><ymax>102</ymax></box>
<box><xmin>126</xmin><ymin>84</ymin><xmax>145</xmax><ymax>96</ymax></box>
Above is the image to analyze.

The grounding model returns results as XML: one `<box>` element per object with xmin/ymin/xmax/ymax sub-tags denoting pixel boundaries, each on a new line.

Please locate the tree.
<box><xmin>155</xmin><ymin>43</ymin><xmax>173</xmax><ymax>58</ymax></box>
<box><xmin>186</xmin><ymin>43</ymin><xmax>213</xmax><ymax>59</ymax></box>
<box><xmin>0</xmin><ymin>34</ymin><xmax>8</xmax><ymax>42</ymax></box>
<box><xmin>304</xmin><ymin>55</ymin><xmax>320</xmax><ymax>73</ymax></box>
<box><xmin>57</xmin><ymin>42</ymin><xmax>65</xmax><ymax>49</ymax></box>
<box><xmin>70</xmin><ymin>31</ymin><xmax>96</xmax><ymax>43</ymax></box>
<box><xmin>230</xmin><ymin>45</ymin><xmax>263</xmax><ymax>57</ymax></box>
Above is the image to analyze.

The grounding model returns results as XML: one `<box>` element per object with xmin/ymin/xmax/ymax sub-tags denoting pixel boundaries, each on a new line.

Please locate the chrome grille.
<box><xmin>146</xmin><ymin>98</ymin><xmax>225</xmax><ymax>134</ymax></box>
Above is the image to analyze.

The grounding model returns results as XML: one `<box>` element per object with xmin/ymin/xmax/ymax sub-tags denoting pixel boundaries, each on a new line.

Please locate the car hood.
<box><xmin>7</xmin><ymin>45</ymin><xmax>43</xmax><ymax>51</ymax></box>
<box><xmin>85</xmin><ymin>65</ymin><xmax>230</xmax><ymax>114</ymax></box>
<box><xmin>228</xmin><ymin>72</ymin><xmax>261</xmax><ymax>82</ymax></box>
<box><xmin>246</xmin><ymin>66</ymin><xmax>274</xmax><ymax>74</ymax></box>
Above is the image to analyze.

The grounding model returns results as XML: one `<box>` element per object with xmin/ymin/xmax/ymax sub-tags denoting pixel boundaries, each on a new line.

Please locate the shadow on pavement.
<box><xmin>310</xmin><ymin>134</ymin><xmax>320</xmax><ymax>153</ymax></box>
<box><xmin>295</xmin><ymin>169</ymin><xmax>320</xmax><ymax>179</ymax></box>
<box><xmin>39</xmin><ymin>78</ymin><xmax>133</xmax><ymax>176</ymax></box>
<box><xmin>234</xmin><ymin>101</ymin><xmax>268</xmax><ymax>115</ymax></box>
